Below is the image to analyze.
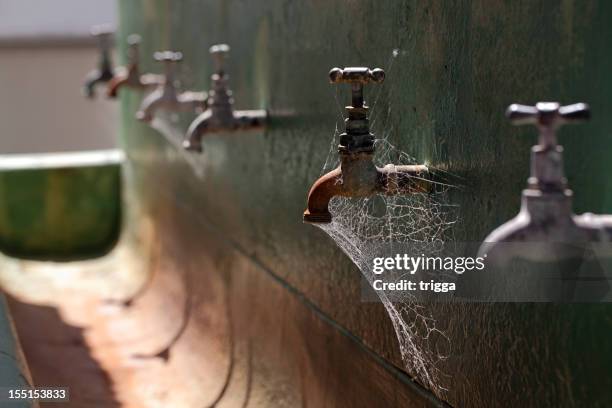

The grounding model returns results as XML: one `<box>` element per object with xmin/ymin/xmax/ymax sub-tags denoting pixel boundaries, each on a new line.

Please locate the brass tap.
<box><xmin>136</xmin><ymin>50</ymin><xmax>208</xmax><ymax>122</ymax></box>
<box><xmin>303</xmin><ymin>67</ymin><xmax>431</xmax><ymax>224</ymax></box>
<box><xmin>183</xmin><ymin>44</ymin><xmax>267</xmax><ymax>153</ymax></box>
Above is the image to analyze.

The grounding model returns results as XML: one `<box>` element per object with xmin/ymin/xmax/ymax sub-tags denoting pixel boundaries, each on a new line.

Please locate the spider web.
<box><xmin>314</xmin><ymin>50</ymin><xmax>457</xmax><ymax>394</ymax></box>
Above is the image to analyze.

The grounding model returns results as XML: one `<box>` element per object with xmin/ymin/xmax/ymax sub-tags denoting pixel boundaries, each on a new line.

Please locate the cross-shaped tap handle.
<box><xmin>506</xmin><ymin>102</ymin><xmax>590</xmax><ymax>147</ymax></box>
<box><xmin>329</xmin><ymin>67</ymin><xmax>384</xmax><ymax>108</ymax></box>
<box><xmin>329</xmin><ymin>67</ymin><xmax>385</xmax><ymax>84</ymax></box>
<box><xmin>209</xmin><ymin>44</ymin><xmax>230</xmax><ymax>74</ymax></box>
<box><xmin>154</xmin><ymin>50</ymin><xmax>183</xmax><ymax>79</ymax></box>
<box><xmin>154</xmin><ymin>50</ymin><xmax>183</xmax><ymax>64</ymax></box>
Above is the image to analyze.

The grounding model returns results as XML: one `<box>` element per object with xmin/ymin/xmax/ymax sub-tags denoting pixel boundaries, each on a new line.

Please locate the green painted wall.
<box><xmin>118</xmin><ymin>1</ymin><xmax>612</xmax><ymax>406</ymax></box>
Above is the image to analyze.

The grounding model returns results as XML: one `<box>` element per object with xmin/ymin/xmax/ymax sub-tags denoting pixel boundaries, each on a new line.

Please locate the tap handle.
<box><xmin>506</xmin><ymin>102</ymin><xmax>590</xmax><ymax>126</ymax></box>
<box><xmin>154</xmin><ymin>50</ymin><xmax>183</xmax><ymax>64</ymax></box>
<box><xmin>506</xmin><ymin>102</ymin><xmax>590</xmax><ymax>147</ymax></box>
<box><xmin>329</xmin><ymin>67</ymin><xmax>385</xmax><ymax>85</ymax></box>
<box><xmin>558</xmin><ymin>103</ymin><xmax>590</xmax><ymax>123</ymax></box>
<box><xmin>209</xmin><ymin>44</ymin><xmax>230</xmax><ymax>74</ymax></box>
<box><xmin>126</xmin><ymin>34</ymin><xmax>141</xmax><ymax>64</ymax></box>
<box><xmin>505</xmin><ymin>104</ymin><xmax>539</xmax><ymax>125</ymax></box>
<box><xmin>329</xmin><ymin>67</ymin><xmax>384</xmax><ymax>108</ymax></box>
<box><xmin>154</xmin><ymin>50</ymin><xmax>182</xmax><ymax>80</ymax></box>
<box><xmin>91</xmin><ymin>24</ymin><xmax>114</xmax><ymax>51</ymax></box>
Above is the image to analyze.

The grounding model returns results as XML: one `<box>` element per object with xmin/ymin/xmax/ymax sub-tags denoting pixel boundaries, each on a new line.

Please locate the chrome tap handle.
<box><xmin>506</xmin><ymin>102</ymin><xmax>590</xmax><ymax>127</ymax></box>
<box><xmin>154</xmin><ymin>50</ymin><xmax>183</xmax><ymax>63</ymax></box>
<box><xmin>505</xmin><ymin>104</ymin><xmax>539</xmax><ymax>125</ymax></box>
<box><xmin>558</xmin><ymin>103</ymin><xmax>590</xmax><ymax>123</ymax></box>
<box><xmin>329</xmin><ymin>67</ymin><xmax>384</xmax><ymax>109</ymax></box>
<box><xmin>154</xmin><ymin>50</ymin><xmax>183</xmax><ymax>85</ymax></box>
<box><xmin>507</xmin><ymin>102</ymin><xmax>590</xmax><ymax>191</ymax></box>
<box><xmin>506</xmin><ymin>102</ymin><xmax>590</xmax><ymax>147</ymax></box>
<box><xmin>209</xmin><ymin>44</ymin><xmax>230</xmax><ymax>75</ymax></box>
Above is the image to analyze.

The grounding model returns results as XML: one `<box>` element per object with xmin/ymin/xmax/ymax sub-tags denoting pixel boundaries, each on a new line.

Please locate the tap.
<box><xmin>303</xmin><ymin>67</ymin><xmax>432</xmax><ymax>224</ymax></box>
<box><xmin>107</xmin><ymin>34</ymin><xmax>163</xmax><ymax>98</ymax></box>
<box><xmin>136</xmin><ymin>51</ymin><xmax>208</xmax><ymax>123</ymax></box>
<box><xmin>479</xmin><ymin>102</ymin><xmax>612</xmax><ymax>262</ymax></box>
<box><xmin>183</xmin><ymin>44</ymin><xmax>267</xmax><ymax>153</ymax></box>
<box><xmin>82</xmin><ymin>25</ymin><xmax>115</xmax><ymax>98</ymax></box>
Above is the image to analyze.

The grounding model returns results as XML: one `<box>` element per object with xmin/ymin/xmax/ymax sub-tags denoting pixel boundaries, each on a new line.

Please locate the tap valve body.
<box><xmin>136</xmin><ymin>50</ymin><xmax>208</xmax><ymax>122</ymax></box>
<box><xmin>207</xmin><ymin>44</ymin><xmax>234</xmax><ymax>114</ymax></box>
<box><xmin>107</xmin><ymin>35</ymin><xmax>163</xmax><ymax>98</ymax></box>
<box><xmin>182</xmin><ymin>44</ymin><xmax>267</xmax><ymax>153</ymax></box>
<box><xmin>329</xmin><ymin>67</ymin><xmax>385</xmax><ymax>153</ymax></box>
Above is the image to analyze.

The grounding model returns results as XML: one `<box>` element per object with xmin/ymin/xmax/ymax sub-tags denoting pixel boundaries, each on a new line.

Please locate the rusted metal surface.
<box><xmin>82</xmin><ymin>25</ymin><xmax>115</xmax><ymax>99</ymax></box>
<box><xmin>135</xmin><ymin>51</ymin><xmax>208</xmax><ymax>123</ymax></box>
<box><xmin>183</xmin><ymin>44</ymin><xmax>267</xmax><ymax>153</ymax></box>
<box><xmin>4</xmin><ymin>222</ymin><xmax>445</xmax><ymax>407</ymax></box>
<box><xmin>107</xmin><ymin>35</ymin><xmax>162</xmax><ymax>99</ymax></box>
<box><xmin>304</xmin><ymin>67</ymin><xmax>430</xmax><ymax>223</ymax></box>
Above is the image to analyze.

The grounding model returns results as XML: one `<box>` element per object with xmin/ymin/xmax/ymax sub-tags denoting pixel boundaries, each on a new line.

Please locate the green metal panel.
<box><xmin>0</xmin><ymin>151</ymin><xmax>122</xmax><ymax>260</ymax></box>
<box><xmin>118</xmin><ymin>1</ymin><xmax>612</xmax><ymax>406</ymax></box>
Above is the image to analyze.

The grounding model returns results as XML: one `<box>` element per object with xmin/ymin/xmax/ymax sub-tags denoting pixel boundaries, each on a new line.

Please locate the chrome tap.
<box><xmin>303</xmin><ymin>67</ymin><xmax>432</xmax><ymax>223</ymax></box>
<box><xmin>82</xmin><ymin>25</ymin><xmax>115</xmax><ymax>98</ymax></box>
<box><xmin>136</xmin><ymin>51</ymin><xmax>208</xmax><ymax>123</ymax></box>
<box><xmin>183</xmin><ymin>44</ymin><xmax>267</xmax><ymax>153</ymax></box>
<box><xmin>107</xmin><ymin>34</ymin><xmax>163</xmax><ymax>98</ymax></box>
<box><xmin>479</xmin><ymin>102</ymin><xmax>612</xmax><ymax>261</ymax></box>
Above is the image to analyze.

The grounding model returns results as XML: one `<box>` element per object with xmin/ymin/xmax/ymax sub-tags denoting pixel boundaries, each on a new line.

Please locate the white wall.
<box><xmin>0</xmin><ymin>0</ymin><xmax>118</xmax><ymax>154</ymax></box>
<box><xmin>0</xmin><ymin>0</ymin><xmax>117</xmax><ymax>41</ymax></box>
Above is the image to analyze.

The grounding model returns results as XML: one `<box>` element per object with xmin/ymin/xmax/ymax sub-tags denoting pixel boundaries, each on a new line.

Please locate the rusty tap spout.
<box><xmin>183</xmin><ymin>44</ymin><xmax>267</xmax><ymax>153</ymax></box>
<box><xmin>82</xmin><ymin>25</ymin><xmax>115</xmax><ymax>98</ymax></box>
<box><xmin>303</xmin><ymin>67</ymin><xmax>432</xmax><ymax>224</ymax></box>
<box><xmin>135</xmin><ymin>50</ymin><xmax>208</xmax><ymax>123</ymax></box>
<box><xmin>107</xmin><ymin>34</ymin><xmax>163</xmax><ymax>98</ymax></box>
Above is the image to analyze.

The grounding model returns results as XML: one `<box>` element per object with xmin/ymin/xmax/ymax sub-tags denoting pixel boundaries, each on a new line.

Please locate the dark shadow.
<box><xmin>6</xmin><ymin>297</ymin><xmax>120</xmax><ymax>408</ymax></box>
<box><xmin>205</xmin><ymin>285</ymin><xmax>235</xmax><ymax>408</ymax></box>
<box><xmin>240</xmin><ymin>340</ymin><xmax>253</xmax><ymax>408</ymax></box>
